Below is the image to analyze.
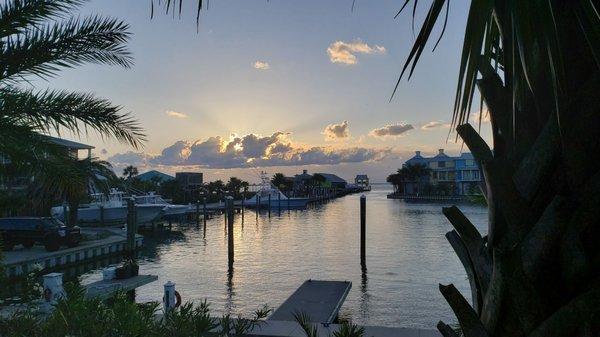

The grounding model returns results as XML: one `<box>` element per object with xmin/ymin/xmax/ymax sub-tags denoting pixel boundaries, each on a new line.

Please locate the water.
<box><xmin>81</xmin><ymin>184</ymin><xmax>488</xmax><ymax>329</ymax></box>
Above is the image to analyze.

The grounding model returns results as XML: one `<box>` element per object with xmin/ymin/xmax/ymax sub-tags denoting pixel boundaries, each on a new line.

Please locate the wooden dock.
<box><xmin>269</xmin><ymin>280</ymin><xmax>351</xmax><ymax>324</ymax></box>
<box><xmin>3</xmin><ymin>229</ymin><xmax>143</xmax><ymax>277</ymax></box>
<box><xmin>85</xmin><ymin>274</ymin><xmax>158</xmax><ymax>300</ymax></box>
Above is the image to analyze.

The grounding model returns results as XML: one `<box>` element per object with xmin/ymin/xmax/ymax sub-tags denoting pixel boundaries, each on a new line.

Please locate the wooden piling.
<box><xmin>196</xmin><ymin>200</ymin><xmax>200</xmax><ymax>227</ymax></box>
<box><xmin>226</xmin><ymin>197</ymin><xmax>234</xmax><ymax>266</ymax></box>
<box><xmin>287</xmin><ymin>192</ymin><xmax>290</xmax><ymax>211</ymax></box>
<box><xmin>268</xmin><ymin>194</ymin><xmax>271</xmax><ymax>217</ymax></box>
<box><xmin>241</xmin><ymin>188</ymin><xmax>246</xmax><ymax>224</ymax></box>
<box><xmin>256</xmin><ymin>195</ymin><xmax>260</xmax><ymax>221</ymax></box>
<box><xmin>278</xmin><ymin>192</ymin><xmax>281</xmax><ymax>214</ymax></box>
<box><xmin>360</xmin><ymin>195</ymin><xmax>366</xmax><ymax>265</ymax></box>
<box><xmin>126</xmin><ymin>198</ymin><xmax>137</xmax><ymax>258</ymax></box>
<box><xmin>203</xmin><ymin>197</ymin><xmax>207</xmax><ymax>236</ymax></box>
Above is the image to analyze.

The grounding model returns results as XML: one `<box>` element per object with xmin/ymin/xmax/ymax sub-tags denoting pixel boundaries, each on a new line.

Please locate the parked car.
<box><xmin>0</xmin><ymin>217</ymin><xmax>82</xmax><ymax>252</ymax></box>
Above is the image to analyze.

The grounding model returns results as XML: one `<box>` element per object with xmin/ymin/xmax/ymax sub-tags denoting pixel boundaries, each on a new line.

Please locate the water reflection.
<box><xmin>78</xmin><ymin>184</ymin><xmax>487</xmax><ymax>329</ymax></box>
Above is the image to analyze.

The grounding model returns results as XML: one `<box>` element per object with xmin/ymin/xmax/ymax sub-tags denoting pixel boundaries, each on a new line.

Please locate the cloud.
<box><xmin>322</xmin><ymin>120</ymin><xmax>350</xmax><ymax>140</ymax></box>
<box><xmin>470</xmin><ymin>110</ymin><xmax>491</xmax><ymax>124</ymax></box>
<box><xmin>109</xmin><ymin>131</ymin><xmax>392</xmax><ymax>169</ymax></box>
<box><xmin>165</xmin><ymin>110</ymin><xmax>188</xmax><ymax>119</ymax></box>
<box><xmin>253</xmin><ymin>61</ymin><xmax>270</xmax><ymax>70</ymax></box>
<box><xmin>421</xmin><ymin>121</ymin><xmax>451</xmax><ymax>130</ymax></box>
<box><xmin>370</xmin><ymin>123</ymin><xmax>414</xmax><ymax>137</ymax></box>
<box><xmin>327</xmin><ymin>39</ymin><xmax>386</xmax><ymax>65</ymax></box>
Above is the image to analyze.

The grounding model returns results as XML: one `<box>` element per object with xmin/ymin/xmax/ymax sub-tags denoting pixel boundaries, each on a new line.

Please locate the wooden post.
<box><xmin>196</xmin><ymin>200</ymin><xmax>200</xmax><ymax>227</ymax></box>
<box><xmin>278</xmin><ymin>191</ymin><xmax>281</xmax><ymax>214</ymax></box>
<box><xmin>226</xmin><ymin>197</ymin><xmax>234</xmax><ymax>267</ymax></box>
<box><xmin>287</xmin><ymin>192</ymin><xmax>290</xmax><ymax>211</ymax></box>
<box><xmin>99</xmin><ymin>205</ymin><xmax>105</xmax><ymax>227</ymax></box>
<box><xmin>256</xmin><ymin>195</ymin><xmax>260</xmax><ymax>221</ymax></box>
<box><xmin>268</xmin><ymin>194</ymin><xmax>271</xmax><ymax>218</ymax></box>
<box><xmin>203</xmin><ymin>197</ymin><xmax>207</xmax><ymax>237</ymax></box>
<box><xmin>126</xmin><ymin>198</ymin><xmax>137</xmax><ymax>257</ymax></box>
<box><xmin>360</xmin><ymin>195</ymin><xmax>366</xmax><ymax>265</ymax></box>
<box><xmin>241</xmin><ymin>188</ymin><xmax>246</xmax><ymax>224</ymax></box>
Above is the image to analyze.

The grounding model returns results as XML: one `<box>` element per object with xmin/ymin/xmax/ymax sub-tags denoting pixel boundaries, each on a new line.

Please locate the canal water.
<box><xmin>82</xmin><ymin>184</ymin><xmax>488</xmax><ymax>329</ymax></box>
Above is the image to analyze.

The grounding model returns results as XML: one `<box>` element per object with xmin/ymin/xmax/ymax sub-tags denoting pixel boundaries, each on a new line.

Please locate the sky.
<box><xmin>41</xmin><ymin>0</ymin><xmax>491</xmax><ymax>183</ymax></box>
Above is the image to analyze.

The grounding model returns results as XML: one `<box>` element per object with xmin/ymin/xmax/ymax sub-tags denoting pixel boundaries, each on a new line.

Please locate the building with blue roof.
<box><xmin>402</xmin><ymin>149</ymin><xmax>483</xmax><ymax>196</ymax></box>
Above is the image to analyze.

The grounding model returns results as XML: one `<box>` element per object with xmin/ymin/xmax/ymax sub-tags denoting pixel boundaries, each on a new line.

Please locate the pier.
<box><xmin>3</xmin><ymin>228</ymin><xmax>143</xmax><ymax>277</ymax></box>
<box><xmin>269</xmin><ymin>280</ymin><xmax>352</xmax><ymax>324</ymax></box>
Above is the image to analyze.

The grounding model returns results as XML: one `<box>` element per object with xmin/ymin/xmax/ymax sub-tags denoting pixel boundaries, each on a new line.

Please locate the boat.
<box><xmin>244</xmin><ymin>172</ymin><xmax>310</xmax><ymax>209</ymax></box>
<box><xmin>134</xmin><ymin>192</ymin><xmax>189</xmax><ymax>219</ymax></box>
<box><xmin>51</xmin><ymin>190</ymin><xmax>165</xmax><ymax>226</ymax></box>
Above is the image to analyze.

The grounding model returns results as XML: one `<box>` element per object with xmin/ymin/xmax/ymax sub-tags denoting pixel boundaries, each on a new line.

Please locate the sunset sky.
<box><xmin>42</xmin><ymin>0</ymin><xmax>490</xmax><ymax>182</ymax></box>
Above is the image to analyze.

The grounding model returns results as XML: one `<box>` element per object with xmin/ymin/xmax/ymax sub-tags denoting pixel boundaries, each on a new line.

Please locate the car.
<box><xmin>0</xmin><ymin>217</ymin><xmax>82</xmax><ymax>252</ymax></box>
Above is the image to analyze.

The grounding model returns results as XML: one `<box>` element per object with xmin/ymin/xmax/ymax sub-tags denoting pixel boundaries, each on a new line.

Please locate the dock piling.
<box><xmin>43</xmin><ymin>273</ymin><xmax>66</xmax><ymax>303</ymax></box>
<box><xmin>360</xmin><ymin>195</ymin><xmax>366</xmax><ymax>265</ymax></box>
<box><xmin>196</xmin><ymin>200</ymin><xmax>200</xmax><ymax>227</ymax></box>
<box><xmin>268</xmin><ymin>194</ymin><xmax>271</xmax><ymax>218</ymax></box>
<box><xmin>278</xmin><ymin>192</ymin><xmax>281</xmax><ymax>214</ymax></box>
<box><xmin>256</xmin><ymin>195</ymin><xmax>260</xmax><ymax>221</ymax></box>
<box><xmin>242</xmin><ymin>188</ymin><xmax>246</xmax><ymax>224</ymax></box>
<box><xmin>126</xmin><ymin>198</ymin><xmax>137</xmax><ymax>257</ymax></box>
<box><xmin>226</xmin><ymin>197</ymin><xmax>234</xmax><ymax>266</ymax></box>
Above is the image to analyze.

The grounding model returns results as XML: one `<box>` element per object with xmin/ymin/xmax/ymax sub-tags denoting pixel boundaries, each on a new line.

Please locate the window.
<box><xmin>466</xmin><ymin>159</ymin><xmax>474</xmax><ymax>166</ymax></box>
<box><xmin>438</xmin><ymin>161</ymin><xmax>446</xmax><ymax>168</ymax></box>
<box><xmin>473</xmin><ymin>170</ymin><xmax>480</xmax><ymax>180</ymax></box>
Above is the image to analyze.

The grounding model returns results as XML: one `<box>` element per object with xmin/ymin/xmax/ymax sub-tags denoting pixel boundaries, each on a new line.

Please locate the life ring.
<box><xmin>174</xmin><ymin>290</ymin><xmax>182</xmax><ymax>307</ymax></box>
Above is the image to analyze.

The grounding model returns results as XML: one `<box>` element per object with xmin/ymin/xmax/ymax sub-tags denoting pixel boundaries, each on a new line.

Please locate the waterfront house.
<box><xmin>401</xmin><ymin>149</ymin><xmax>482</xmax><ymax>196</ymax></box>
<box><xmin>355</xmin><ymin>174</ymin><xmax>369</xmax><ymax>188</ymax></box>
<box><xmin>315</xmin><ymin>173</ymin><xmax>347</xmax><ymax>190</ymax></box>
<box><xmin>137</xmin><ymin>170</ymin><xmax>174</xmax><ymax>183</ymax></box>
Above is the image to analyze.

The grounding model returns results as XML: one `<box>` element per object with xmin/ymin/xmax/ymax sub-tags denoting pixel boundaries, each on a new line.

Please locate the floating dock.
<box><xmin>269</xmin><ymin>280</ymin><xmax>351</xmax><ymax>324</ymax></box>
<box><xmin>3</xmin><ymin>228</ymin><xmax>143</xmax><ymax>277</ymax></box>
<box><xmin>85</xmin><ymin>274</ymin><xmax>158</xmax><ymax>300</ymax></box>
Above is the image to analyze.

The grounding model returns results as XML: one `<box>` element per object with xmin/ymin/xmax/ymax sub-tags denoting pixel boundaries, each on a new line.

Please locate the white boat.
<box><xmin>51</xmin><ymin>190</ymin><xmax>165</xmax><ymax>226</ymax></box>
<box><xmin>134</xmin><ymin>192</ymin><xmax>189</xmax><ymax>218</ymax></box>
<box><xmin>244</xmin><ymin>172</ymin><xmax>310</xmax><ymax>209</ymax></box>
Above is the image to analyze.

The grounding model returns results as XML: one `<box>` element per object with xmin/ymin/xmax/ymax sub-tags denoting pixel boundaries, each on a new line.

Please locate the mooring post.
<box><xmin>196</xmin><ymin>200</ymin><xmax>200</xmax><ymax>227</ymax></box>
<box><xmin>163</xmin><ymin>281</ymin><xmax>177</xmax><ymax>313</ymax></box>
<box><xmin>268</xmin><ymin>194</ymin><xmax>271</xmax><ymax>217</ymax></box>
<box><xmin>226</xmin><ymin>196</ymin><xmax>234</xmax><ymax>266</ymax></box>
<box><xmin>287</xmin><ymin>191</ymin><xmax>290</xmax><ymax>211</ymax></box>
<box><xmin>203</xmin><ymin>197</ymin><xmax>207</xmax><ymax>236</ymax></box>
<box><xmin>360</xmin><ymin>194</ymin><xmax>366</xmax><ymax>265</ymax></box>
<box><xmin>126</xmin><ymin>198</ymin><xmax>137</xmax><ymax>257</ymax></box>
<box><xmin>242</xmin><ymin>187</ymin><xmax>246</xmax><ymax>224</ymax></box>
<box><xmin>256</xmin><ymin>195</ymin><xmax>260</xmax><ymax>221</ymax></box>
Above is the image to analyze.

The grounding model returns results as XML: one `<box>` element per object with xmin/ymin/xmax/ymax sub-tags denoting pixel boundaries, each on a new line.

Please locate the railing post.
<box><xmin>226</xmin><ymin>197</ymin><xmax>234</xmax><ymax>267</ymax></box>
<box><xmin>360</xmin><ymin>195</ymin><xmax>366</xmax><ymax>265</ymax></box>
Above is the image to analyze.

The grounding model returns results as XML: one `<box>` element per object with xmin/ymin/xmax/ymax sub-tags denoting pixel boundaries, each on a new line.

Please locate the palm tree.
<box><xmin>155</xmin><ymin>1</ymin><xmax>600</xmax><ymax>335</ymax></box>
<box><xmin>405</xmin><ymin>163</ymin><xmax>431</xmax><ymax>196</ymax></box>
<box><xmin>271</xmin><ymin>173</ymin><xmax>287</xmax><ymax>190</ymax></box>
<box><xmin>1</xmin><ymin>0</ymin><xmax>145</xmax><ymax>174</ymax></box>
<box><xmin>122</xmin><ymin>165</ymin><xmax>139</xmax><ymax>180</ymax></box>
<box><xmin>31</xmin><ymin>157</ymin><xmax>116</xmax><ymax>226</ymax></box>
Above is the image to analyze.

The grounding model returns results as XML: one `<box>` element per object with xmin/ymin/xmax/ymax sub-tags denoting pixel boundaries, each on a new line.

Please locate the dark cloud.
<box><xmin>323</xmin><ymin>121</ymin><xmax>350</xmax><ymax>140</ymax></box>
<box><xmin>370</xmin><ymin>123</ymin><xmax>414</xmax><ymax>137</ymax></box>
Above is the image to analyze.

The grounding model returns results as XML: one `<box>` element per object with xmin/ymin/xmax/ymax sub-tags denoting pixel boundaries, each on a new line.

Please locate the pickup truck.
<box><xmin>0</xmin><ymin>217</ymin><xmax>82</xmax><ymax>252</ymax></box>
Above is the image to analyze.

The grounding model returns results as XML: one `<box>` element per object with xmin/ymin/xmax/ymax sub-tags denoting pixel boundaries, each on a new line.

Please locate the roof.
<box><xmin>406</xmin><ymin>151</ymin><xmax>474</xmax><ymax>163</ymax></box>
<box><xmin>315</xmin><ymin>173</ymin><xmax>347</xmax><ymax>184</ymax></box>
<box><xmin>137</xmin><ymin>170</ymin><xmax>175</xmax><ymax>182</ymax></box>
<box><xmin>45</xmin><ymin>136</ymin><xmax>94</xmax><ymax>150</ymax></box>
<box><xmin>355</xmin><ymin>174</ymin><xmax>368</xmax><ymax>179</ymax></box>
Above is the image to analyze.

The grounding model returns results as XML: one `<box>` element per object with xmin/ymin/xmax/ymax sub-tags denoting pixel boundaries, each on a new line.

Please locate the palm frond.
<box><xmin>0</xmin><ymin>0</ymin><xmax>84</xmax><ymax>38</ymax></box>
<box><xmin>1</xmin><ymin>87</ymin><xmax>145</xmax><ymax>148</ymax></box>
<box><xmin>1</xmin><ymin>15</ymin><xmax>132</xmax><ymax>82</ymax></box>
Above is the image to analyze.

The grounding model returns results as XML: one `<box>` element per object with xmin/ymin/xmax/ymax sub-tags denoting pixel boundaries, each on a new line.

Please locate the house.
<box><xmin>175</xmin><ymin>172</ymin><xmax>203</xmax><ymax>191</ymax></box>
<box><xmin>315</xmin><ymin>173</ymin><xmax>347</xmax><ymax>190</ymax></box>
<box><xmin>355</xmin><ymin>174</ymin><xmax>369</xmax><ymax>188</ymax></box>
<box><xmin>137</xmin><ymin>170</ymin><xmax>174</xmax><ymax>183</ymax></box>
<box><xmin>401</xmin><ymin>149</ymin><xmax>483</xmax><ymax>196</ymax></box>
<box><xmin>1</xmin><ymin>136</ymin><xmax>94</xmax><ymax>191</ymax></box>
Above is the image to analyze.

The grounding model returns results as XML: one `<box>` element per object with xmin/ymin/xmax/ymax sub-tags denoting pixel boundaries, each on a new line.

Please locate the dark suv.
<box><xmin>0</xmin><ymin>217</ymin><xmax>82</xmax><ymax>252</ymax></box>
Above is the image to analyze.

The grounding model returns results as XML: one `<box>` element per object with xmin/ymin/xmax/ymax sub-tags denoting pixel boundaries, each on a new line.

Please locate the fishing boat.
<box><xmin>51</xmin><ymin>190</ymin><xmax>165</xmax><ymax>226</ymax></box>
<box><xmin>134</xmin><ymin>192</ymin><xmax>189</xmax><ymax>219</ymax></box>
<box><xmin>244</xmin><ymin>172</ymin><xmax>310</xmax><ymax>209</ymax></box>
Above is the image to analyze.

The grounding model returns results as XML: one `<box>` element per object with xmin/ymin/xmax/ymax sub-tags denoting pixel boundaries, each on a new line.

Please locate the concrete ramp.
<box><xmin>269</xmin><ymin>280</ymin><xmax>351</xmax><ymax>324</ymax></box>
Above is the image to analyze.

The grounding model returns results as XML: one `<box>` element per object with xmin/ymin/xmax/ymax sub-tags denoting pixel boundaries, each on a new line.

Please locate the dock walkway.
<box><xmin>269</xmin><ymin>280</ymin><xmax>351</xmax><ymax>324</ymax></box>
<box><xmin>3</xmin><ymin>228</ymin><xmax>143</xmax><ymax>277</ymax></box>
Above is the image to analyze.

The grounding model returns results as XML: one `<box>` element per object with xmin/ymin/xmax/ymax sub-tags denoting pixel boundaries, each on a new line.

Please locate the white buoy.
<box><xmin>163</xmin><ymin>281</ymin><xmax>177</xmax><ymax>313</ymax></box>
<box><xmin>43</xmin><ymin>273</ymin><xmax>66</xmax><ymax>303</ymax></box>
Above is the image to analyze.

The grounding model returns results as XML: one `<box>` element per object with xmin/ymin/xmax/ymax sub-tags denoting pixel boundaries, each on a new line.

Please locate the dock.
<box><xmin>269</xmin><ymin>280</ymin><xmax>351</xmax><ymax>324</ymax></box>
<box><xmin>3</xmin><ymin>228</ymin><xmax>143</xmax><ymax>277</ymax></box>
<box><xmin>85</xmin><ymin>274</ymin><xmax>158</xmax><ymax>300</ymax></box>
